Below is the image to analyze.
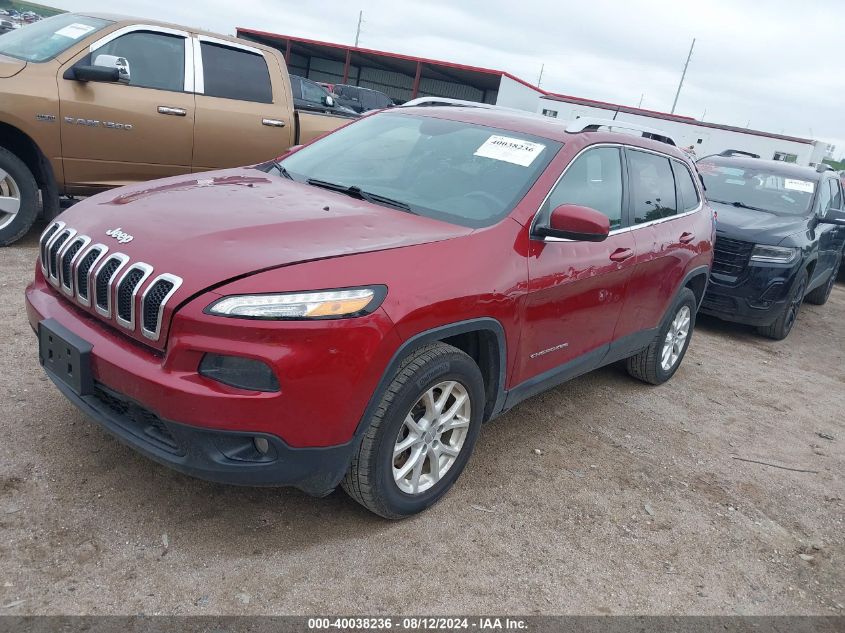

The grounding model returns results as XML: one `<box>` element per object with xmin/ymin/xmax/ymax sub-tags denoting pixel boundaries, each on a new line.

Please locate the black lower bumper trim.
<box><xmin>45</xmin><ymin>372</ymin><xmax>355</xmax><ymax>496</ymax></box>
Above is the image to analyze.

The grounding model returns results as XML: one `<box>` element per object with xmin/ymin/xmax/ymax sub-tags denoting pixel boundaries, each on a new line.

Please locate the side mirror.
<box><xmin>94</xmin><ymin>54</ymin><xmax>130</xmax><ymax>83</ymax></box>
<box><xmin>535</xmin><ymin>204</ymin><xmax>610</xmax><ymax>242</ymax></box>
<box><xmin>323</xmin><ymin>94</ymin><xmax>335</xmax><ymax>107</ymax></box>
<box><xmin>818</xmin><ymin>209</ymin><xmax>845</xmax><ymax>226</ymax></box>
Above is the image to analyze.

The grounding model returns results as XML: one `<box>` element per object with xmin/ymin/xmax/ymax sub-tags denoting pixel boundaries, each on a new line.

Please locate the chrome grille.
<box><xmin>115</xmin><ymin>263</ymin><xmax>153</xmax><ymax>329</ymax></box>
<box><xmin>94</xmin><ymin>254</ymin><xmax>128</xmax><ymax>316</ymax></box>
<box><xmin>141</xmin><ymin>275</ymin><xmax>182</xmax><ymax>340</ymax></box>
<box><xmin>41</xmin><ymin>225</ymin><xmax>181</xmax><ymax>342</ymax></box>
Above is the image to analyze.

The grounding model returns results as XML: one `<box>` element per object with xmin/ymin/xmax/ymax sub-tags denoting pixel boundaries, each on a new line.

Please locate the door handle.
<box><xmin>157</xmin><ymin>106</ymin><xmax>187</xmax><ymax>116</ymax></box>
<box><xmin>679</xmin><ymin>232</ymin><xmax>696</xmax><ymax>244</ymax></box>
<box><xmin>262</xmin><ymin>118</ymin><xmax>286</xmax><ymax>127</ymax></box>
<box><xmin>609</xmin><ymin>247</ymin><xmax>634</xmax><ymax>262</ymax></box>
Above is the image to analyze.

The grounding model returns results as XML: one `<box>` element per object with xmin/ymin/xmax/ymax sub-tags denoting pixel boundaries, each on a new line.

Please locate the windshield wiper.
<box><xmin>306</xmin><ymin>178</ymin><xmax>416</xmax><ymax>213</ymax></box>
<box><xmin>271</xmin><ymin>162</ymin><xmax>293</xmax><ymax>180</ymax></box>
<box><xmin>710</xmin><ymin>199</ymin><xmax>774</xmax><ymax>214</ymax></box>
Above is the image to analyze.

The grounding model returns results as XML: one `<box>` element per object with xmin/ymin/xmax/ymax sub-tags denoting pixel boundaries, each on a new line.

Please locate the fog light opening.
<box><xmin>254</xmin><ymin>437</ymin><xmax>270</xmax><ymax>455</ymax></box>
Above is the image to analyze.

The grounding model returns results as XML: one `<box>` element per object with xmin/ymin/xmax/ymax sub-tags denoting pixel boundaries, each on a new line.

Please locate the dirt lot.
<box><xmin>0</xmin><ymin>229</ymin><xmax>843</xmax><ymax>616</ymax></box>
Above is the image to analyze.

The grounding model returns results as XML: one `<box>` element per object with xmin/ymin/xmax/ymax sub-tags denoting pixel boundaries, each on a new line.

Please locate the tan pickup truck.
<box><xmin>0</xmin><ymin>12</ymin><xmax>354</xmax><ymax>245</ymax></box>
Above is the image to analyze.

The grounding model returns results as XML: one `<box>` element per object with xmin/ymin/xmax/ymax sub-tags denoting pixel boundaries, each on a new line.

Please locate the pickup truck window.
<box><xmin>93</xmin><ymin>31</ymin><xmax>185</xmax><ymax>92</ymax></box>
<box><xmin>300</xmin><ymin>78</ymin><xmax>327</xmax><ymax>104</ymax></box>
<box><xmin>0</xmin><ymin>13</ymin><xmax>111</xmax><ymax>62</ymax></box>
<box><xmin>274</xmin><ymin>113</ymin><xmax>561</xmax><ymax>229</ymax></box>
<box><xmin>200</xmin><ymin>42</ymin><xmax>272</xmax><ymax>103</ymax></box>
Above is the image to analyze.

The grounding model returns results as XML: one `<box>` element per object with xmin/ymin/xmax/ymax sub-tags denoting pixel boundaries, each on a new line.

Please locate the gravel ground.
<box><xmin>1</xmin><ymin>229</ymin><xmax>843</xmax><ymax>616</ymax></box>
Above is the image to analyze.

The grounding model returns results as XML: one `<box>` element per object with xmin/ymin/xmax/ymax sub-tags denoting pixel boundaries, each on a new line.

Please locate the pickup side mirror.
<box><xmin>819</xmin><ymin>208</ymin><xmax>845</xmax><ymax>226</ymax></box>
<box><xmin>73</xmin><ymin>54</ymin><xmax>131</xmax><ymax>83</ymax></box>
<box><xmin>323</xmin><ymin>94</ymin><xmax>335</xmax><ymax>107</ymax></box>
<box><xmin>534</xmin><ymin>204</ymin><xmax>610</xmax><ymax>242</ymax></box>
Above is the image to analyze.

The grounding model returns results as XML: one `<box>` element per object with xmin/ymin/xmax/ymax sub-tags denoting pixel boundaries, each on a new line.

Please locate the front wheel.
<box><xmin>0</xmin><ymin>147</ymin><xmax>40</xmax><ymax>247</ymax></box>
<box><xmin>342</xmin><ymin>343</ymin><xmax>485</xmax><ymax>519</ymax></box>
<box><xmin>626</xmin><ymin>287</ymin><xmax>697</xmax><ymax>385</ymax></box>
<box><xmin>757</xmin><ymin>270</ymin><xmax>807</xmax><ymax>340</ymax></box>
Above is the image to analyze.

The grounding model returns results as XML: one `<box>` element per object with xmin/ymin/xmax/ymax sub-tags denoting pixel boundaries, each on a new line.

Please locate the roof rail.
<box><xmin>400</xmin><ymin>97</ymin><xmax>499</xmax><ymax>109</ymax></box>
<box><xmin>816</xmin><ymin>163</ymin><xmax>836</xmax><ymax>173</ymax></box>
<box><xmin>719</xmin><ymin>149</ymin><xmax>761</xmax><ymax>159</ymax></box>
<box><xmin>564</xmin><ymin>117</ymin><xmax>676</xmax><ymax>146</ymax></box>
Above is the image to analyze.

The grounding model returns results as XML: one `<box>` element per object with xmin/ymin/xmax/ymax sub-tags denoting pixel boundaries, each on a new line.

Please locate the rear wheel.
<box><xmin>757</xmin><ymin>270</ymin><xmax>807</xmax><ymax>340</ymax></box>
<box><xmin>804</xmin><ymin>256</ymin><xmax>841</xmax><ymax>305</ymax></box>
<box><xmin>0</xmin><ymin>147</ymin><xmax>39</xmax><ymax>247</ymax></box>
<box><xmin>626</xmin><ymin>287</ymin><xmax>697</xmax><ymax>385</ymax></box>
<box><xmin>342</xmin><ymin>343</ymin><xmax>484</xmax><ymax>519</ymax></box>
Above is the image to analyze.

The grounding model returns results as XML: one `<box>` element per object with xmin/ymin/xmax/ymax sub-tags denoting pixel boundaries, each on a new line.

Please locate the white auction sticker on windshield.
<box><xmin>55</xmin><ymin>23</ymin><xmax>97</xmax><ymax>39</ymax></box>
<box><xmin>474</xmin><ymin>135</ymin><xmax>546</xmax><ymax>167</ymax></box>
<box><xmin>783</xmin><ymin>178</ymin><xmax>814</xmax><ymax>193</ymax></box>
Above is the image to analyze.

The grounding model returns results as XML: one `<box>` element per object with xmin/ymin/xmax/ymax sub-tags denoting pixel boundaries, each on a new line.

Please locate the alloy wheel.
<box><xmin>661</xmin><ymin>305</ymin><xmax>691</xmax><ymax>371</ymax></box>
<box><xmin>392</xmin><ymin>380</ymin><xmax>471</xmax><ymax>495</ymax></box>
<box><xmin>0</xmin><ymin>167</ymin><xmax>22</xmax><ymax>231</ymax></box>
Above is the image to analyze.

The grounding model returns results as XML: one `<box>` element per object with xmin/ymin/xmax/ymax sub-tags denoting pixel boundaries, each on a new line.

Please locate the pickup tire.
<box><xmin>757</xmin><ymin>270</ymin><xmax>807</xmax><ymax>340</ymax></box>
<box><xmin>804</xmin><ymin>256</ymin><xmax>841</xmax><ymax>306</ymax></box>
<box><xmin>341</xmin><ymin>343</ymin><xmax>484</xmax><ymax>519</ymax></box>
<box><xmin>0</xmin><ymin>147</ymin><xmax>39</xmax><ymax>247</ymax></box>
<box><xmin>626</xmin><ymin>288</ymin><xmax>697</xmax><ymax>385</ymax></box>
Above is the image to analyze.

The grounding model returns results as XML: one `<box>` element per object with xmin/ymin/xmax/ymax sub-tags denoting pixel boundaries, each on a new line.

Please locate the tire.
<box><xmin>626</xmin><ymin>287</ymin><xmax>697</xmax><ymax>385</ymax></box>
<box><xmin>804</xmin><ymin>256</ymin><xmax>841</xmax><ymax>305</ymax></box>
<box><xmin>342</xmin><ymin>342</ymin><xmax>485</xmax><ymax>519</ymax></box>
<box><xmin>757</xmin><ymin>270</ymin><xmax>807</xmax><ymax>340</ymax></box>
<box><xmin>0</xmin><ymin>146</ymin><xmax>40</xmax><ymax>247</ymax></box>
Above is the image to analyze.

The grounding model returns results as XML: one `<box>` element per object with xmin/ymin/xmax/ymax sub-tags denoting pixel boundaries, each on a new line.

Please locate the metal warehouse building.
<box><xmin>236</xmin><ymin>28</ymin><xmax>833</xmax><ymax>166</ymax></box>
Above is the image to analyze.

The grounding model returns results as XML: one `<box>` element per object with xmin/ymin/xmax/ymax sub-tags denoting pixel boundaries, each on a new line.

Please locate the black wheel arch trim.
<box><xmin>681</xmin><ymin>264</ymin><xmax>712</xmax><ymax>310</ymax></box>
<box><xmin>352</xmin><ymin>317</ymin><xmax>508</xmax><ymax>440</ymax></box>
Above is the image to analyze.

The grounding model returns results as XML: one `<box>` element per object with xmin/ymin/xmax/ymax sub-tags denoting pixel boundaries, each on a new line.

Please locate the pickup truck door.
<box><xmin>517</xmin><ymin>146</ymin><xmax>636</xmax><ymax>386</ymax></box>
<box><xmin>57</xmin><ymin>25</ymin><xmax>195</xmax><ymax>191</ymax></box>
<box><xmin>191</xmin><ymin>37</ymin><xmax>294</xmax><ymax>171</ymax></box>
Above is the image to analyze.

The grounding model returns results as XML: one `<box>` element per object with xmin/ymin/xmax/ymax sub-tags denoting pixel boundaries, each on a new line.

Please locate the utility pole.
<box><xmin>354</xmin><ymin>10</ymin><xmax>363</xmax><ymax>47</ymax></box>
<box><xmin>537</xmin><ymin>63</ymin><xmax>544</xmax><ymax>88</ymax></box>
<box><xmin>637</xmin><ymin>93</ymin><xmax>644</xmax><ymax>108</ymax></box>
<box><xmin>670</xmin><ymin>38</ymin><xmax>695</xmax><ymax>115</ymax></box>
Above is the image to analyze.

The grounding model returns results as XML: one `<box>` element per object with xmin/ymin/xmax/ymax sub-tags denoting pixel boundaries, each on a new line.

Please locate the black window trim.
<box><xmin>531</xmin><ymin>142</ymin><xmax>704</xmax><ymax>242</ymax></box>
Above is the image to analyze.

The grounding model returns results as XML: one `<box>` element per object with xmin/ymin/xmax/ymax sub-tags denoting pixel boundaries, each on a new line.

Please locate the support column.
<box><xmin>284</xmin><ymin>39</ymin><xmax>291</xmax><ymax>64</ymax></box>
<box><xmin>342</xmin><ymin>50</ymin><xmax>351</xmax><ymax>84</ymax></box>
<box><xmin>411</xmin><ymin>61</ymin><xmax>422</xmax><ymax>99</ymax></box>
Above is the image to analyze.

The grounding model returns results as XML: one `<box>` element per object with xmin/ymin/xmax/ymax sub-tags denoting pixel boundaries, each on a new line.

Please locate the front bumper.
<box><xmin>700</xmin><ymin>263</ymin><xmax>800</xmax><ymax>326</ymax></box>
<box><xmin>44</xmin><ymin>372</ymin><xmax>354</xmax><ymax>495</ymax></box>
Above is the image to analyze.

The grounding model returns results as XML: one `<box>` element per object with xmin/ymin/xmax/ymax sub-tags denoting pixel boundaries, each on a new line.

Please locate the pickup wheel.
<box><xmin>804</xmin><ymin>256</ymin><xmax>841</xmax><ymax>306</ymax></box>
<box><xmin>626</xmin><ymin>287</ymin><xmax>697</xmax><ymax>385</ymax></box>
<box><xmin>757</xmin><ymin>270</ymin><xmax>807</xmax><ymax>340</ymax></box>
<box><xmin>0</xmin><ymin>147</ymin><xmax>39</xmax><ymax>247</ymax></box>
<box><xmin>341</xmin><ymin>343</ymin><xmax>484</xmax><ymax>519</ymax></box>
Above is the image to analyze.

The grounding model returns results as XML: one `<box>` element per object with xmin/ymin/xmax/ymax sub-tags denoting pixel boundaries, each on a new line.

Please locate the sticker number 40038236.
<box><xmin>474</xmin><ymin>135</ymin><xmax>546</xmax><ymax>167</ymax></box>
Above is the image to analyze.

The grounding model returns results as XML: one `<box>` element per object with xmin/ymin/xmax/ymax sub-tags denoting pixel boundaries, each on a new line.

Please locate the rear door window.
<box><xmin>829</xmin><ymin>179</ymin><xmax>843</xmax><ymax>211</ymax></box>
<box><xmin>671</xmin><ymin>160</ymin><xmax>700</xmax><ymax>212</ymax></box>
<box><xmin>627</xmin><ymin>150</ymin><xmax>678</xmax><ymax>224</ymax></box>
<box><xmin>543</xmin><ymin>147</ymin><xmax>624</xmax><ymax>230</ymax></box>
<box><xmin>200</xmin><ymin>42</ymin><xmax>272</xmax><ymax>103</ymax></box>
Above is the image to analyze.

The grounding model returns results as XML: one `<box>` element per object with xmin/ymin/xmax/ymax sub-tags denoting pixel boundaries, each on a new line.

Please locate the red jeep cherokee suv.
<box><xmin>26</xmin><ymin>107</ymin><xmax>714</xmax><ymax>518</ymax></box>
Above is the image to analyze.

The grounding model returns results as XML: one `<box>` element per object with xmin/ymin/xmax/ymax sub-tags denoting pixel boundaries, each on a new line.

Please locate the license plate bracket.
<box><xmin>38</xmin><ymin>318</ymin><xmax>93</xmax><ymax>396</ymax></box>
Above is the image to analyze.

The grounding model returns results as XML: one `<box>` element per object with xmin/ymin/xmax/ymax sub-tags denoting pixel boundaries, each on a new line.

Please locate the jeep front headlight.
<box><xmin>206</xmin><ymin>286</ymin><xmax>385</xmax><ymax>320</ymax></box>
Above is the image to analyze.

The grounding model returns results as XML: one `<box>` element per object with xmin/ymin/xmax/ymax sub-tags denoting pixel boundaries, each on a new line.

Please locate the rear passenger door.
<box><xmin>814</xmin><ymin>178</ymin><xmax>844</xmax><ymax>284</ymax></box>
<box><xmin>192</xmin><ymin>37</ymin><xmax>294</xmax><ymax>171</ymax></box>
<box><xmin>519</xmin><ymin>146</ymin><xmax>637</xmax><ymax>385</ymax></box>
<box><xmin>616</xmin><ymin>148</ymin><xmax>701</xmax><ymax>337</ymax></box>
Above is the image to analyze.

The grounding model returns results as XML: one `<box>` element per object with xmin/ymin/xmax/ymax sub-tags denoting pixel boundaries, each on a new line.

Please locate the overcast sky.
<box><xmin>51</xmin><ymin>0</ymin><xmax>845</xmax><ymax>159</ymax></box>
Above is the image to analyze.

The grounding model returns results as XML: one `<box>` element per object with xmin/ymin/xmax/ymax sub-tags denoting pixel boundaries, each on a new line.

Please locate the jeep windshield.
<box><xmin>0</xmin><ymin>14</ymin><xmax>112</xmax><ymax>63</ymax></box>
<box><xmin>265</xmin><ymin>112</ymin><xmax>561</xmax><ymax>228</ymax></box>
<box><xmin>698</xmin><ymin>160</ymin><xmax>816</xmax><ymax>216</ymax></box>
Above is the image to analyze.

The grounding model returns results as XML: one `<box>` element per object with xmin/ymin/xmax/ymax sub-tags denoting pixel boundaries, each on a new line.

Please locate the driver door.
<box><xmin>58</xmin><ymin>26</ymin><xmax>195</xmax><ymax>191</ymax></box>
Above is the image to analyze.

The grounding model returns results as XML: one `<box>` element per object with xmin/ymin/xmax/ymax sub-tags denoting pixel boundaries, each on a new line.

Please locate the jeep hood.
<box><xmin>0</xmin><ymin>54</ymin><xmax>26</xmax><ymax>78</ymax></box>
<box><xmin>56</xmin><ymin>168</ymin><xmax>473</xmax><ymax>297</ymax></box>
<box><xmin>712</xmin><ymin>201</ymin><xmax>809</xmax><ymax>244</ymax></box>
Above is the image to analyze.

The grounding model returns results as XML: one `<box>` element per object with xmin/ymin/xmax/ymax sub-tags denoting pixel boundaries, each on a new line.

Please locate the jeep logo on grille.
<box><xmin>106</xmin><ymin>228</ymin><xmax>134</xmax><ymax>244</ymax></box>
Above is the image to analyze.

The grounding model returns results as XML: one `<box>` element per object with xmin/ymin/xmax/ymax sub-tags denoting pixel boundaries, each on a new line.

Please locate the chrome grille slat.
<box><xmin>94</xmin><ymin>253</ymin><xmax>129</xmax><ymax>318</ymax></box>
<box><xmin>43</xmin><ymin>225</ymin><xmax>180</xmax><ymax>344</ymax></box>
<box><xmin>75</xmin><ymin>244</ymin><xmax>108</xmax><ymax>307</ymax></box>
<box><xmin>59</xmin><ymin>236</ymin><xmax>91</xmax><ymax>296</ymax></box>
<box><xmin>114</xmin><ymin>263</ymin><xmax>153</xmax><ymax>330</ymax></box>
<box><xmin>141</xmin><ymin>274</ymin><xmax>183</xmax><ymax>341</ymax></box>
